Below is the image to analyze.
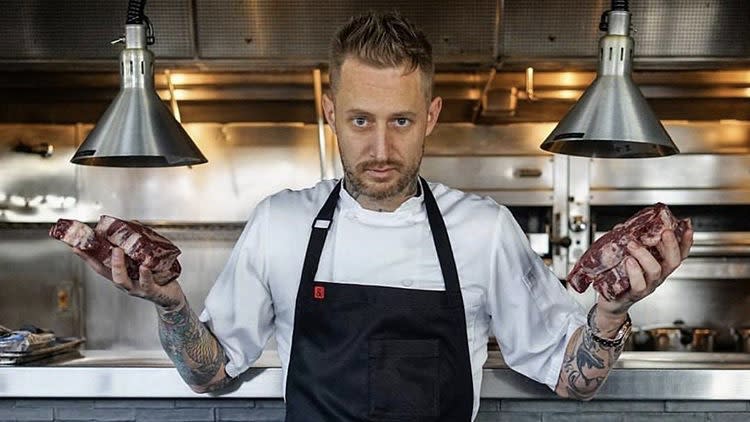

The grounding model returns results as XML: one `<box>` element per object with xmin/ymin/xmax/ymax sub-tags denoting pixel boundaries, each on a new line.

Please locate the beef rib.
<box><xmin>49</xmin><ymin>217</ymin><xmax>181</xmax><ymax>285</ymax></box>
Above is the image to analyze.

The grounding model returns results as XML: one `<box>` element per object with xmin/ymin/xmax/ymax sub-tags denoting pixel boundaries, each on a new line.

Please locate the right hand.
<box><xmin>73</xmin><ymin>247</ymin><xmax>185</xmax><ymax>312</ymax></box>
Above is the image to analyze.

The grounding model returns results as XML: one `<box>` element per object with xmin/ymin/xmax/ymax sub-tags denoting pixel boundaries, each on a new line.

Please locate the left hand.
<box><xmin>596</xmin><ymin>227</ymin><xmax>694</xmax><ymax>318</ymax></box>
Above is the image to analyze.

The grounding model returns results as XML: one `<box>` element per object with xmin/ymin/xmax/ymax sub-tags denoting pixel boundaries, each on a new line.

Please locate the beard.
<box><xmin>341</xmin><ymin>155</ymin><xmax>422</xmax><ymax>201</ymax></box>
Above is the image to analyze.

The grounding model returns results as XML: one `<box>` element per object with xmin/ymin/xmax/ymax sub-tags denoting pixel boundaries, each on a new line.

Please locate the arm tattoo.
<box><xmin>157</xmin><ymin>303</ymin><xmax>234</xmax><ymax>392</ymax></box>
<box><xmin>557</xmin><ymin>310</ymin><xmax>624</xmax><ymax>400</ymax></box>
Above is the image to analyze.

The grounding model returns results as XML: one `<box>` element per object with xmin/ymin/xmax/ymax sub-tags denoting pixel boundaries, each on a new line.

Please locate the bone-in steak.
<box><xmin>567</xmin><ymin>203</ymin><xmax>691</xmax><ymax>301</ymax></box>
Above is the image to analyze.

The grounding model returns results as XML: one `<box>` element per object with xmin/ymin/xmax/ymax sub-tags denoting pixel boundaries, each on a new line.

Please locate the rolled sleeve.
<box><xmin>489</xmin><ymin>207</ymin><xmax>586</xmax><ymax>390</ymax></box>
<box><xmin>198</xmin><ymin>199</ymin><xmax>274</xmax><ymax>378</ymax></box>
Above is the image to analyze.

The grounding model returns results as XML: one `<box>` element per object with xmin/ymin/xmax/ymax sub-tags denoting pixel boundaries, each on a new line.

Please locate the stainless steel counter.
<box><xmin>2</xmin><ymin>350</ymin><xmax>750</xmax><ymax>400</ymax></box>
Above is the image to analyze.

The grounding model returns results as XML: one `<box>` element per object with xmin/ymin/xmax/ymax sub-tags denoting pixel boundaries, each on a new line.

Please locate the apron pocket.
<box><xmin>368</xmin><ymin>338</ymin><xmax>440</xmax><ymax>418</ymax></box>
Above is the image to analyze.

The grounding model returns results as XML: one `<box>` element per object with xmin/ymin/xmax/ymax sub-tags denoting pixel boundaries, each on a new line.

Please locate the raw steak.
<box><xmin>567</xmin><ymin>203</ymin><xmax>691</xmax><ymax>301</ymax></box>
<box><xmin>95</xmin><ymin>215</ymin><xmax>180</xmax><ymax>273</ymax></box>
<box><xmin>49</xmin><ymin>218</ymin><xmax>181</xmax><ymax>285</ymax></box>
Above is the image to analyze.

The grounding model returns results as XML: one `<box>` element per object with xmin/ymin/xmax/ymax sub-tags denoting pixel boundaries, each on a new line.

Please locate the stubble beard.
<box><xmin>341</xmin><ymin>154</ymin><xmax>422</xmax><ymax>201</ymax></box>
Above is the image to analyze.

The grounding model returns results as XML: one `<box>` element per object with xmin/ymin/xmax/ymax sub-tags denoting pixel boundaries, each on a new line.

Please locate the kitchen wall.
<box><xmin>1</xmin><ymin>121</ymin><xmax>750</xmax><ymax>350</ymax></box>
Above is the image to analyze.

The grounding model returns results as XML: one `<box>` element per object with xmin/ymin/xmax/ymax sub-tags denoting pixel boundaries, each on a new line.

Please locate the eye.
<box><xmin>394</xmin><ymin>117</ymin><xmax>411</xmax><ymax>128</ymax></box>
<box><xmin>352</xmin><ymin>117</ymin><xmax>368</xmax><ymax>127</ymax></box>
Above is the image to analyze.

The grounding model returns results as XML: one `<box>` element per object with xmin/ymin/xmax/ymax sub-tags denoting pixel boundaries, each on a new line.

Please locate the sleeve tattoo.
<box><xmin>157</xmin><ymin>303</ymin><xmax>235</xmax><ymax>393</ymax></box>
<box><xmin>556</xmin><ymin>315</ymin><xmax>624</xmax><ymax>400</ymax></box>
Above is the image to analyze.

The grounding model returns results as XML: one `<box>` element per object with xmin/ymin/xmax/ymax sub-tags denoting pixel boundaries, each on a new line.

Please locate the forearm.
<box><xmin>555</xmin><ymin>308</ymin><xmax>626</xmax><ymax>400</ymax></box>
<box><xmin>157</xmin><ymin>299</ymin><xmax>234</xmax><ymax>393</ymax></box>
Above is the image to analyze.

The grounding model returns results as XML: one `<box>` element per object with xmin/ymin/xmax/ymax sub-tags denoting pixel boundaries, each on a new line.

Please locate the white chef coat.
<box><xmin>199</xmin><ymin>178</ymin><xmax>587</xmax><ymax>420</ymax></box>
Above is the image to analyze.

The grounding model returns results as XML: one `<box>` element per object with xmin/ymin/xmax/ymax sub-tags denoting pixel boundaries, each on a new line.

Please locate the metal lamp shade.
<box><xmin>540</xmin><ymin>6</ymin><xmax>679</xmax><ymax>159</ymax></box>
<box><xmin>540</xmin><ymin>74</ymin><xmax>679</xmax><ymax>158</ymax></box>
<box><xmin>71</xmin><ymin>86</ymin><xmax>207</xmax><ymax>167</ymax></box>
<box><xmin>71</xmin><ymin>24</ymin><xmax>207</xmax><ymax>167</ymax></box>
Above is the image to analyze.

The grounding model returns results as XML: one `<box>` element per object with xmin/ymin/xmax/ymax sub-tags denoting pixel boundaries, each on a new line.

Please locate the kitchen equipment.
<box><xmin>648</xmin><ymin>321</ymin><xmax>716</xmax><ymax>352</ymax></box>
<box><xmin>540</xmin><ymin>0</ymin><xmax>678</xmax><ymax>158</ymax></box>
<box><xmin>737</xmin><ymin>327</ymin><xmax>750</xmax><ymax>353</ymax></box>
<box><xmin>0</xmin><ymin>337</ymin><xmax>84</xmax><ymax>365</ymax></box>
<box><xmin>70</xmin><ymin>0</ymin><xmax>207</xmax><ymax>167</ymax></box>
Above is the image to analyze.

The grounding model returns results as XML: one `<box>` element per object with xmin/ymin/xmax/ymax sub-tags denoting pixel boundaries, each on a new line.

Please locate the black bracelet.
<box><xmin>586</xmin><ymin>305</ymin><xmax>631</xmax><ymax>348</ymax></box>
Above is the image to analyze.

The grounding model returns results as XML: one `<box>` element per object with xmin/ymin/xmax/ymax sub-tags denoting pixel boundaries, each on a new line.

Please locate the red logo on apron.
<box><xmin>313</xmin><ymin>285</ymin><xmax>325</xmax><ymax>300</ymax></box>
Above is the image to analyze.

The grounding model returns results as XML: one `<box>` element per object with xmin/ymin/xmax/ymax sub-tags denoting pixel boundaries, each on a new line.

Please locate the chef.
<box><xmin>74</xmin><ymin>11</ymin><xmax>693</xmax><ymax>422</ymax></box>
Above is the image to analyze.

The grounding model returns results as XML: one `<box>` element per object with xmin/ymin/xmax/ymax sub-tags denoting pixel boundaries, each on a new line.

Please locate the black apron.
<box><xmin>285</xmin><ymin>177</ymin><xmax>474</xmax><ymax>422</ymax></box>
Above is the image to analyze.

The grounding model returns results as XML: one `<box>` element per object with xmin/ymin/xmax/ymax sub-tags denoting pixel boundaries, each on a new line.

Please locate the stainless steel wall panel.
<box><xmin>194</xmin><ymin>0</ymin><xmax>497</xmax><ymax>63</ymax></box>
<box><xmin>590</xmin><ymin>189</ymin><xmax>750</xmax><ymax>206</ymax></box>
<box><xmin>501</xmin><ymin>0</ymin><xmax>750</xmax><ymax>59</ymax></box>
<box><xmin>590</xmin><ymin>155</ymin><xmax>750</xmax><ymax>190</ymax></box>
<box><xmin>0</xmin><ymin>0</ymin><xmax>194</xmax><ymax>60</ymax></box>
<box><xmin>662</xmin><ymin>121</ymin><xmax>750</xmax><ymax>155</ymax></box>
<box><xmin>0</xmin><ymin>228</ymin><xmax>81</xmax><ymax>338</ymax></box>
<box><xmin>223</xmin><ymin>123</ymin><xmax>327</xmax><ymax>212</ymax></box>
<box><xmin>422</xmin><ymin>124</ymin><xmax>556</xmax><ymax>206</ymax></box>
<box><xmin>420</xmin><ymin>156</ymin><xmax>553</xmax><ymax>191</ymax></box>
<box><xmin>425</xmin><ymin>123</ymin><xmax>556</xmax><ymax>156</ymax></box>
<box><xmin>75</xmin><ymin>123</ymin><xmax>241</xmax><ymax>222</ymax></box>
<box><xmin>0</xmin><ymin>125</ymin><xmax>79</xmax><ymax>222</ymax></box>
<box><xmin>670</xmin><ymin>257</ymin><xmax>750</xmax><ymax>280</ymax></box>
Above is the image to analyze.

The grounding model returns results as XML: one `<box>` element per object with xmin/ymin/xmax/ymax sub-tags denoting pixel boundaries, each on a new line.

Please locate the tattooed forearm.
<box><xmin>556</xmin><ymin>309</ymin><xmax>625</xmax><ymax>400</ymax></box>
<box><xmin>157</xmin><ymin>302</ymin><xmax>234</xmax><ymax>393</ymax></box>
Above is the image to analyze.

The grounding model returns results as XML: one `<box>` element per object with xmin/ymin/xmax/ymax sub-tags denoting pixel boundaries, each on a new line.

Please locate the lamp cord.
<box><xmin>125</xmin><ymin>0</ymin><xmax>155</xmax><ymax>45</ymax></box>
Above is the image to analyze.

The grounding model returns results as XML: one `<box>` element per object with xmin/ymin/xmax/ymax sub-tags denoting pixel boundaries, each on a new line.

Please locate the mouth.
<box><xmin>364</xmin><ymin>167</ymin><xmax>396</xmax><ymax>178</ymax></box>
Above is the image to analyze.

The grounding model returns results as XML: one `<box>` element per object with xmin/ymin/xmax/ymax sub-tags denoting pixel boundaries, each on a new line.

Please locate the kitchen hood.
<box><xmin>540</xmin><ymin>0</ymin><xmax>680</xmax><ymax>158</ymax></box>
<box><xmin>70</xmin><ymin>1</ymin><xmax>207</xmax><ymax>167</ymax></box>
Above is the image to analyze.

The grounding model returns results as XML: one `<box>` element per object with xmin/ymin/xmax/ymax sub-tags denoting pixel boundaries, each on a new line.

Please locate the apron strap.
<box><xmin>297</xmin><ymin>180</ymin><xmax>342</xmax><ymax>305</ymax></box>
<box><xmin>420</xmin><ymin>177</ymin><xmax>462</xmax><ymax>299</ymax></box>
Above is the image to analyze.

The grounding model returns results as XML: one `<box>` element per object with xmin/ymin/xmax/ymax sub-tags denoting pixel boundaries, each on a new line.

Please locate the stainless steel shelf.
<box><xmin>3</xmin><ymin>350</ymin><xmax>750</xmax><ymax>400</ymax></box>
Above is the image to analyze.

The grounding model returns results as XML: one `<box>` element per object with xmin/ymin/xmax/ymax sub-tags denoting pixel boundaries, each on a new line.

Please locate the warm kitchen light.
<box><xmin>70</xmin><ymin>0</ymin><xmax>207</xmax><ymax>167</ymax></box>
<box><xmin>540</xmin><ymin>0</ymin><xmax>679</xmax><ymax>158</ymax></box>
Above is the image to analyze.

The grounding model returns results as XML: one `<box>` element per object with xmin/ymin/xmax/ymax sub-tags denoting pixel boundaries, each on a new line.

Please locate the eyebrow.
<box><xmin>391</xmin><ymin>111</ymin><xmax>417</xmax><ymax>119</ymax></box>
<box><xmin>344</xmin><ymin>109</ymin><xmax>374</xmax><ymax>117</ymax></box>
<box><xmin>343</xmin><ymin>109</ymin><xmax>418</xmax><ymax>119</ymax></box>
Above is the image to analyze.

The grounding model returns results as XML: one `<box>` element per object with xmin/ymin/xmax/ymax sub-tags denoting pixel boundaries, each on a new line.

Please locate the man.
<box><xmin>74</xmin><ymin>11</ymin><xmax>693</xmax><ymax>421</ymax></box>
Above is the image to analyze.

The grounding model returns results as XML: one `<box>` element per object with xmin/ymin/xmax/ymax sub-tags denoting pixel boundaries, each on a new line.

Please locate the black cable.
<box><xmin>126</xmin><ymin>0</ymin><xmax>147</xmax><ymax>24</ymax></box>
<box><xmin>611</xmin><ymin>0</ymin><xmax>629</xmax><ymax>11</ymax></box>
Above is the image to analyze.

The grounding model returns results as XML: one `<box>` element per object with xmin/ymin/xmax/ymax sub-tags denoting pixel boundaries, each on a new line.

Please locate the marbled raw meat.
<box><xmin>567</xmin><ymin>203</ymin><xmax>691</xmax><ymax>301</ymax></box>
<box><xmin>95</xmin><ymin>215</ymin><xmax>180</xmax><ymax>273</ymax></box>
<box><xmin>50</xmin><ymin>218</ymin><xmax>181</xmax><ymax>285</ymax></box>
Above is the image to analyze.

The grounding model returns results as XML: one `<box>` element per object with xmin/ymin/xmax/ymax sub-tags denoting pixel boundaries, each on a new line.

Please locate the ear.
<box><xmin>322</xmin><ymin>92</ymin><xmax>336</xmax><ymax>132</ymax></box>
<box><xmin>425</xmin><ymin>96</ymin><xmax>442</xmax><ymax>137</ymax></box>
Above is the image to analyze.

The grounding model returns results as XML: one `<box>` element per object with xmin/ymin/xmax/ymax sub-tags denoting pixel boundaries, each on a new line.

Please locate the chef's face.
<box><xmin>323</xmin><ymin>57</ymin><xmax>442</xmax><ymax>200</ymax></box>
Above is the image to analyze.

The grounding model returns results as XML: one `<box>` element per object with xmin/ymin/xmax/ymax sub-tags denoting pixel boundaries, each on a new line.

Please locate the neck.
<box><xmin>344</xmin><ymin>177</ymin><xmax>420</xmax><ymax>212</ymax></box>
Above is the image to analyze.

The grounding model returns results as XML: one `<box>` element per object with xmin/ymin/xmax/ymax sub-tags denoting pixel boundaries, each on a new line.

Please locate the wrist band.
<box><xmin>586</xmin><ymin>305</ymin><xmax>631</xmax><ymax>348</ymax></box>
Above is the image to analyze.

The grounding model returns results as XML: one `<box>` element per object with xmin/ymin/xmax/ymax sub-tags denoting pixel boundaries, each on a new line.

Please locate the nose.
<box><xmin>371</xmin><ymin>124</ymin><xmax>390</xmax><ymax>161</ymax></box>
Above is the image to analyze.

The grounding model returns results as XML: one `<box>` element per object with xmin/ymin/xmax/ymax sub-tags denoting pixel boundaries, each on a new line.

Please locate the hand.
<box><xmin>597</xmin><ymin>227</ymin><xmax>694</xmax><ymax>318</ymax></box>
<box><xmin>73</xmin><ymin>247</ymin><xmax>185</xmax><ymax>311</ymax></box>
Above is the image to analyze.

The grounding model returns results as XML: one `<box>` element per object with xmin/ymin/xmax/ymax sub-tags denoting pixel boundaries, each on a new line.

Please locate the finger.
<box><xmin>625</xmin><ymin>257</ymin><xmax>647</xmax><ymax>298</ymax></box>
<box><xmin>656</xmin><ymin>230</ymin><xmax>681</xmax><ymax>276</ymax></box>
<box><xmin>73</xmin><ymin>248</ymin><xmax>112</xmax><ymax>280</ymax></box>
<box><xmin>110</xmin><ymin>248</ymin><xmax>134</xmax><ymax>291</ymax></box>
<box><xmin>153</xmin><ymin>272</ymin><xmax>174</xmax><ymax>287</ymax></box>
<box><xmin>138</xmin><ymin>265</ymin><xmax>156</xmax><ymax>288</ymax></box>
<box><xmin>627</xmin><ymin>241</ymin><xmax>662</xmax><ymax>283</ymax></box>
<box><xmin>679</xmin><ymin>228</ymin><xmax>694</xmax><ymax>260</ymax></box>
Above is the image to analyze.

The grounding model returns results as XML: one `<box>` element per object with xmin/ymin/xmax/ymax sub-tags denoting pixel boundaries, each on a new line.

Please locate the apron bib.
<box><xmin>285</xmin><ymin>178</ymin><xmax>474</xmax><ymax>421</ymax></box>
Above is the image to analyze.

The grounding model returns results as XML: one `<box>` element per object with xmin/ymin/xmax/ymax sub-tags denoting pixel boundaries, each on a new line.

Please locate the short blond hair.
<box><xmin>329</xmin><ymin>11</ymin><xmax>434</xmax><ymax>99</ymax></box>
